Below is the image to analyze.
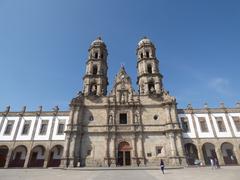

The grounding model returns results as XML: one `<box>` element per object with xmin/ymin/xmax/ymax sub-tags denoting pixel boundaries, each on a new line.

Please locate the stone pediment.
<box><xmin>109</xmin><ymin>66</ymin><xmax>137</xmax><ymax>103</ymax></box>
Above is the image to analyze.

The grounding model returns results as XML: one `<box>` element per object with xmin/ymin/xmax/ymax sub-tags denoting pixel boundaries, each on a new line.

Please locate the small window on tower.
<box><xmin>92</xmin><ymin>65</ymin><xmax>98</xmax><ymax>75</ymax></box>
<box><xmin>94</xmin><ymin>52</ymin><xmax>98</xmax><ymax>59</ymax></box>
<box><xmin>146</xmin><ymin>51</ymin><xmax>150</xmax><ymax>58</ymax></box>
<box><xmin>100</xmin><ymin>54</ymin><xmax>103</xmax><ymax>58</ymax></box>
<box><xmin>147</xmin><ymin>64</ymin><xmax>152</xmax><ymax>74</ymax></box>
<box><xmin>140</xmin><ymin>53</ymin><xmax>143</xmax><ymax>58</ymax></box>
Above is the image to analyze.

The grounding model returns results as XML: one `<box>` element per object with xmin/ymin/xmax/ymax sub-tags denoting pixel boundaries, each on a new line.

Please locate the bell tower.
<box><xmin>136</xmin><ymin>37</ymin><xmax>163</xmax><ymax>95</ymax></box>
<box><xmin>83</xmin><ymin>37</ymin><xmax>108</xmax><ymax>96</ymax></box>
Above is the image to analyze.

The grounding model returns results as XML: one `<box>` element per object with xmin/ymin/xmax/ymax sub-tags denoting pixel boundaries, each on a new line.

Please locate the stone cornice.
<box><xmin>0</xmin><ymin>111</ymin><xmax>70</xmax><ymax>117</ymax></box>
<box><xmin>137</xmin><ymin>57</ymin><xmax>159</xmax><ymax>64</ymax></box>
<box><xmin>177</xmin><ymin>108</ymin><xmax>240</xmax><ymax>114</ymax></box>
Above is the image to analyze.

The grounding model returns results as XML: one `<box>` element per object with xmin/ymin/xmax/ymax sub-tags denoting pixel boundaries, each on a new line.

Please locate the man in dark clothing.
<box><xmin>160</xmin><ymin>159</ymin><xmax>165</xmax><ymax>174</ymax></box>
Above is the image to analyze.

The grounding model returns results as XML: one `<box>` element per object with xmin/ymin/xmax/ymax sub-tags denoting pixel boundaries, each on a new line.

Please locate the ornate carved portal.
<box><xmin>117</xmin><ymin>141</ymin><xmax>132</xmax><ymax>166</ymax></box>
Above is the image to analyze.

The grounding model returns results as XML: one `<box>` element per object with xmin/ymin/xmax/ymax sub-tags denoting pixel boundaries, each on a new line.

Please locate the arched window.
<box><xmin>94</xmin><ymin>52</ymin><xmax>98</xmax><ymax>59</ymax></box>
<box><xmin>92</xmin><ymin>65</ymin><xmax>98</xmax><ymax>75</ymax></box>
<box><xmin>148</xmin><ymin>81</ymin><xmax>155</xmax><ymax>94</ymax></box>
<box><xmin>140</xmin><ymin>53</ymin><xmax>143</xmax><ymax>58</ymax></box>
<box><xmin>147</xmin><ymin>64</ymin><xmax>152</xmax><ymax>74</ymax></box>
<box><xmin>146</xmin><ymin>51</ymin><xmax>150</xmax><ymax>58</ymax></box>
<box><xmin>90</xmin><ymin>84</ymin><xmax>97</xmax><ymax>95</ymax></box>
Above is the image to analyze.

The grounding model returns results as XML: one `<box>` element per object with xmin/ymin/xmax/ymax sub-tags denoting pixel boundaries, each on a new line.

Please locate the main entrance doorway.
<box><xmin>117</xmin><ymin>141</ymin><xmax>131</xmax><ymax>166</ymax></box>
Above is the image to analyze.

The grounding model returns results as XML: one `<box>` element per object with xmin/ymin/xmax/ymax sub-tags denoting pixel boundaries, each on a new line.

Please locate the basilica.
<box><xmin>0</xmin><ymin>37</ymin><xmax>239</xmax><ymax>168</ymax></box>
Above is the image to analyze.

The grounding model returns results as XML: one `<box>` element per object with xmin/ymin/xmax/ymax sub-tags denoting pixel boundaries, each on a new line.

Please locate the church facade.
<box><xmin>0</xmin><ymin>38</ymin><xmax>239</xmax><ymax>168</ymax></box>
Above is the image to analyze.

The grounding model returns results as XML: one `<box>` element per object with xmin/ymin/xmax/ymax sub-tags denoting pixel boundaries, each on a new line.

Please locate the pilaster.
<box><xmin>23</xmin><ymin>149</ymin><xmax>31</xmax><ymax>168</ymax></box>
<box><xmin>215</xmin><ymin>146</ymin><xmax>224</xmax><ymax>165</ymax></box>
<box><xmin>4</xmin><ymin>148</ymin><xmax>13</xmax><ymax>168</ymax></box>
<box><xmin>43</xmin><ymin>148</ymin><xmax>50</xmax><ymax>168</ymax></box>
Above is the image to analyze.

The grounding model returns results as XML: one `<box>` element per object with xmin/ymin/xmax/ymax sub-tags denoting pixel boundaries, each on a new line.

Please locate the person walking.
<box><xmin>160</xmin><ymin>159</ymin><xmax>165</xmax><ymax>174</ymax></box>
<box><xmin>210</xmin><ymin>158</ymin><xmax>214</xmax><ymax>170</ymax></box>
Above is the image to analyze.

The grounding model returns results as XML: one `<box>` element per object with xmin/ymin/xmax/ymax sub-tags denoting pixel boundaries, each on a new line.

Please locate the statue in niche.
<box><xmin>129</xmin><ymin>91</ymin><xmax>133</xmax><ymax>101</ymax></box>
<box><xmin>135</xmin><ymin>111</ymin><xmax>140</xmax><ymax>123</ymax></box>
<box><xmin>109</xmin><ymin>114</ymin><xmax>113</xmax><ymax>124</ymax></box>
<box><xmin>91</xmin><ymin>85</ymin><xmax>97</xmax><ymax>94</ymax></box>
<box><xmin>121</xmin><ymin>92</ymin><xmax>126</xmax><ymax>104</ymax></box>
<box><xmin>120</xmin><ymin>74</ymin><xmax>126</xmax><ymax>89</ymax></box>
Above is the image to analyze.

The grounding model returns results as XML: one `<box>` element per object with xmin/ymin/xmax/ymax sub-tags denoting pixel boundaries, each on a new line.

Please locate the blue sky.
<box><xmin>0</xmin><ymin>0</ymin><xmax>240</xmax><ymax>111</ymax></box>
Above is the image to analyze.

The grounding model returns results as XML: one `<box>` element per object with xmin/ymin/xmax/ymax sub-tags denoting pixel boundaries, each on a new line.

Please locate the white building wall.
<box><xmin>211</xmin><ymin>113</ymin><xmax>232</xmax><ymax>138</ymax></box>
<box><xmin>0</xmin><ymin>116</ymin><xmax>2</xmax><ymax>129</ymax></box>
<box><xmin>180</xmin><ymin>112</ymin><xmax>240</xmax><ymax>139</ymax></box>
<box><xmin>34</xmin><ymin>116</ymin><xmax>53</xmax><ymax>141</ymax></box>
<box><xmin>16</xmin><ymin>116</ymin><xmax>36</xmax><ymax>141</ymax></box>
<box><xmin>228</xmin><ymin>113</ymin><xmax>240</xmax><ymax>137</ymax></box>
<box><xmin>52</xmin><ymin>116</ymin><xmax>69</xmax><ymax>140</ymax></box>
<box><xmin>0</xmin><ymin>115</ymin><xmax>69</xmax><ymax>141</ymax></box>
<box><xmin>0</xmin><ymin>116</ymin><xmax>19</xmax><ymax>141</ymax></box>
<box><xmin>178</xmin><ymin>114</ymin><xmax>196</xmax><ymax>138</ymax></box>
<box><xmin>193</xmin><ymin>114</ymin><xmax>214</xmax><ymax>138</ymax></box>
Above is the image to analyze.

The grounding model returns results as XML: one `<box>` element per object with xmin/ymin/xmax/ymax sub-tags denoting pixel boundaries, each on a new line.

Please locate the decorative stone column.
<box><xmin>23</xmin><ymin>149</ymin><xmax>31</xmax><ymax>168</ymax></box>
<box><xmin>43</xmin><ymin>148</ymin><xmax>50</xmax><ymax>168</ymax></box>
<box><xmin>196</xmin><ymin>143</ymin><xmax>205</xmax><ymax>165</ymax></box>
<box><xmin>215</xmin><ymin>146</ymin><xmax>224</xmax><ymax>165</ymax></box>
<box><xmin>175</xmin><ymin>133</ymin><xmax>187</xmax><ymax>166</ymax></box>
<box><xmin>60</xmin><ymin>108</ymin><xmax>75</xmax><ymax>168</ymax></box>
<box><xmin>233</xmin><ymin>145</ymin><xmax>240</xmax><ymax>165</ymax></box>
<box><xmin>60</xmin><ymin>133</ymin><xmax>71</xmax><ymax>168</ymax></box>
<box><xmin>168</xmin><ymin>132</ymin><xmax>179</xmax><ymax>166</ymax></box>
<box><xmin>68</xmin><ymin>133</ymin><xmax>77</xmax><ymax>167</ymax></box>
<box><xmin>131</xmin><ymin>135</ymin><xmax>139</xmax><ymax>167</ymax></box>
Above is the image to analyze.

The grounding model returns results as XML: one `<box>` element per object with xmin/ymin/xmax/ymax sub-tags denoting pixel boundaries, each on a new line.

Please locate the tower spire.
<box><xmin>82</xmin><ymin>37</ymin><xmax>108</xmax><ymax>96</ymax></box>
<box><xmin>136</xmin><ymin>37</ymin><xmax>163</xmax><ymax>95</ymax></box>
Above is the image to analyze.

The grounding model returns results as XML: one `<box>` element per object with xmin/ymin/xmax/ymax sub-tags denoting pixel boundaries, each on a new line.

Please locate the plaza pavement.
<box><xmin>0</xmin><ymin>166</ymin><xmax>240</xmax><ymax>180</ymax></box>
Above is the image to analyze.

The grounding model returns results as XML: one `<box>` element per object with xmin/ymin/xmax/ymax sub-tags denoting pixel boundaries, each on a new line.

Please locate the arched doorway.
<box><xmin>28</xmin><ymin>145</ymin><xmax>45</xmax><ymax>167</ymax></box>
<box><xmin>0</xmin><ymin>146</ymin><xmax>9</xmax><ymax>167</ymax></box>
<box><xmin>221</xmin><ymin>142</ymin><xmax>238</xmax><ymax>165</ymax></box>
<box><xmin>117</xmin><ymin>141</ymin><xmax>131</xmax><ymax>166</ymax></box>
<box><xmin>47</xmin><ymin>145</ymin><xmax>63</xmax><ymax>167</ymax></box>
<box><xmin>184</xmin><ymin>143</ymin><xmax>199</xmax><ymax>165</ymax></box>
<box><xmin>202</xmin><ymin>143</ymin><xmax>217</xmax><ymax>165</ymax></box>
<box><xmin>9</xmin><ymin>145</ymin><xmax>27</xmax><ymax>167</ymax></box>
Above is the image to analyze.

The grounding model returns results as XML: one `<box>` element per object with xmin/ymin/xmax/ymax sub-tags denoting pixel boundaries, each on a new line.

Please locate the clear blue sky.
<box><xmin>0</xmin><ymin>0</ymin><xmax>240</xmax><ymax>111</ymax></box>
